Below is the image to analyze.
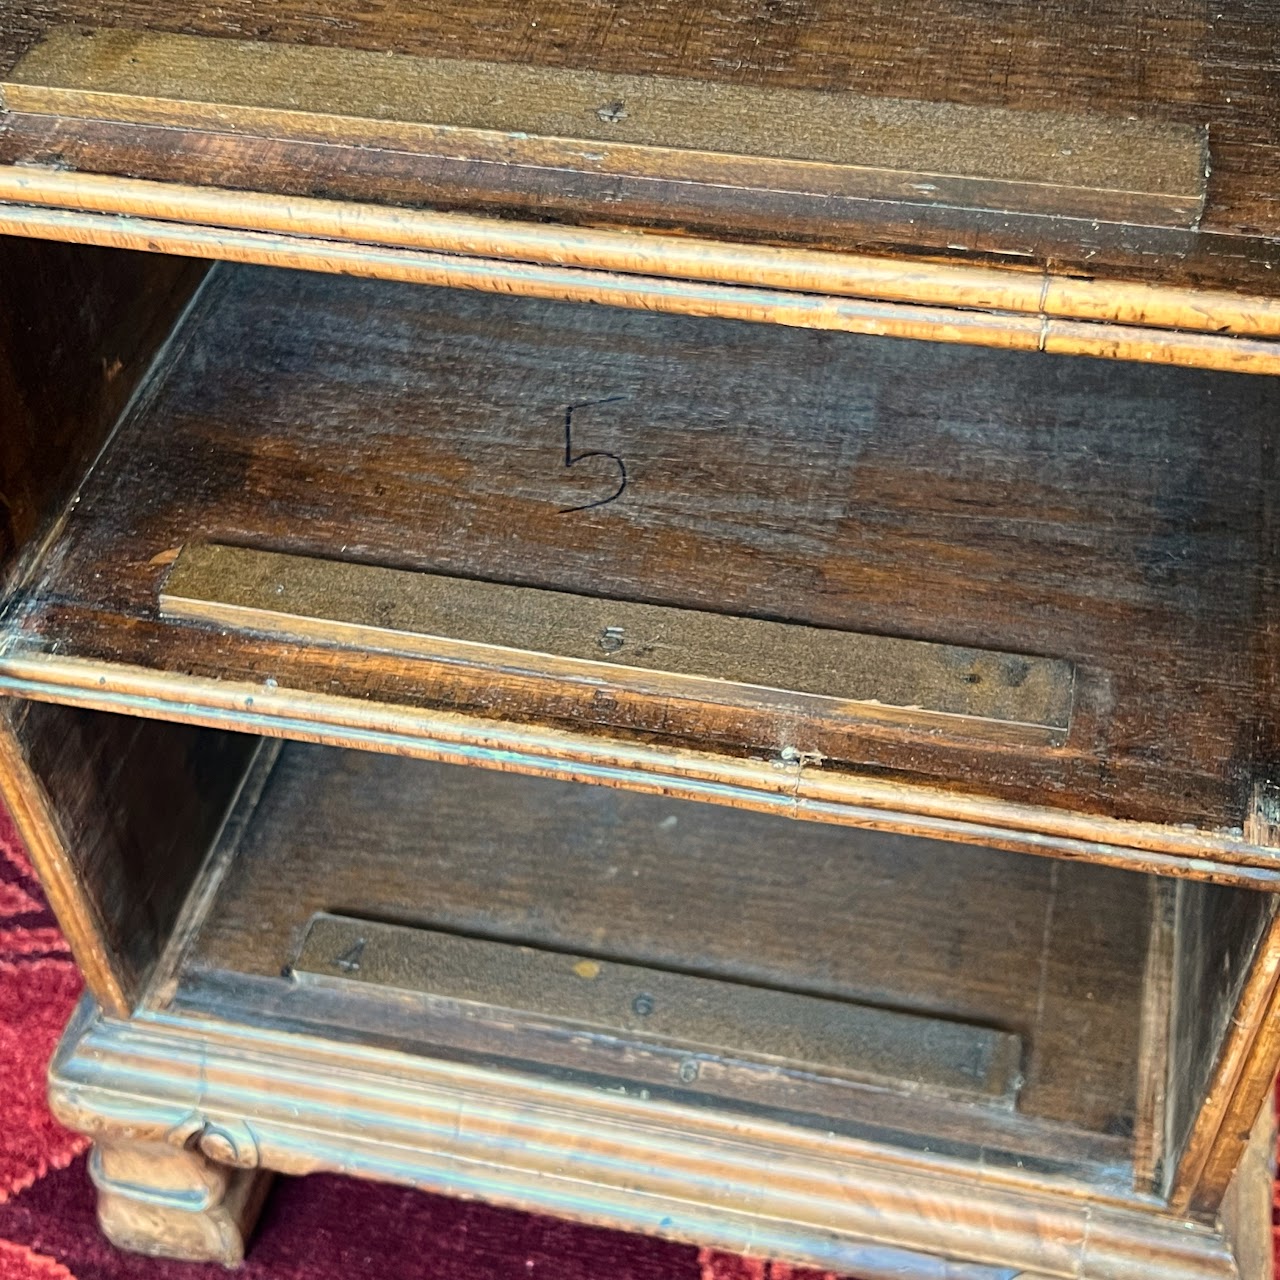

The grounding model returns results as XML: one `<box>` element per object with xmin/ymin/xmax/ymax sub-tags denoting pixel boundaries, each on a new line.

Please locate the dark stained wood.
<box><xmin>2</xmin><ymin>28</ymin><xmax>1209</xmax><ymax>229</ymax></box>
<box><xmin>0</xmin><ymin>700</ymin><xmax>131</xmax><ymax>1012</ymax></box>
<box><xmin>8</xmin><ymin>112</ymin><xmax>1278</xmax><ymax>303</ymax></box>
<box><xmin>182</xmin><ymin>741</ymin><xmax>1154</xmax><ymax>1146</ymax></box>
<box><xmin>1163</xmin><ymin>881</ymin><xmax>1277</xmax><ymax>1199</ymax></box>
<box><xmin>5</xmin><ymin>262</ymin><xmax>1280</xmax><ymax>845</ymax></box>
<box><xmin>0</xmin><ymin>1</ymin><xmax>1278</xmax><ymax>1259</ymax></box>
<box><xmin>0</xmin><ymin>235</ymin><xmax>204</xmax><ymax>588</ymax></box>
<box><xmin>0</xmin><ymin>2</ymin><xmax>1278</xmax><ymax>293</ymax></box>
<box><xmin>5</xmin><ymin>700</ymin><xmax>259</xmax><ymax>1004</ymax></box>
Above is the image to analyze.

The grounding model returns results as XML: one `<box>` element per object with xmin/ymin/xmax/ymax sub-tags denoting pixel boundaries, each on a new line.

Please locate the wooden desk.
<box><xmin>1</xmin><ymin>7</ymin><xmax>1279</xmax><ymax>1276</ymax></box>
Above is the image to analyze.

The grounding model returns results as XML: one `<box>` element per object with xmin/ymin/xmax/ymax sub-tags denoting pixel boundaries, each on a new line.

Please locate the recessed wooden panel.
<box><xmin>179</xmin><ymin>741</ymin><xmax>1155</xmax><ymax>1143</ymax></box>
<box><xmin>293</xmin><ymin>913</ymin><xmax>1025</xmax><ymax>1103</ymax></box>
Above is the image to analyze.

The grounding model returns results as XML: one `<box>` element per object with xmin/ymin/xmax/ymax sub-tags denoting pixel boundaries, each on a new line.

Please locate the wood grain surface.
<box><xmin>182</xmin><ymin>741</ymin><xmax>1153</xmax><ymax>1154</ymax></box>
<box><xmin>5</xmin><ymin>262</ymin><xmax>1279</xmax><ymax>847</ymax></box>
<box><xmin>2</xmin><ymin>28</ymin><xmax>1209</xmax><ymax>227</ymax></box>
<box><xmin>0</xmin><ymin>235</ymin><xmax>202</xmax><ymax>589</ymax></box>
<box><xmin>47</xmin><ymin>992</ymin><xmax>1258</xmax><ymax>1277</ymax></box>
<box><xmin>0</xmin><ymin>701</ymin><xmax>258</xmax><ymax>1009</ymax></box>
<box><xmin>11</xmin><ymin>199</ymin><xmax>1280</xmax><ymax>375</ymax></box>
<box><xmin>0</xmin><ymin>4</ymin><xmax>1277</xmax><ymax>294</ymax></box>
<box><xmin>160</xmin><ymin>543</ymin><xmax>1077</xmax><ymax>744</ymax></box>
<box><xmin>292</xmin><ymin>912</ymin><xmax>1026</xmax><ymax>1102</ymax></box>
<box><xmin>1163</xmin><ymin>882</ymin><xmax>1276</xmax><ymax>1198</ymax></box>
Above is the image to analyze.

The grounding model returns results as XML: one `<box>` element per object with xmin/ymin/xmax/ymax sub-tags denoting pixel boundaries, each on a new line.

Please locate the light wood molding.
<box><xmin>3</xmin><ymin>651</ymin><xmax>1280</xmax><ymax>888</ymax></box>
<box><xmin>49</xmin><ymin>999</ymin><xmax>1248</xmax><ymax>1280</ymax></box>
<box><xmin>3</xmin><ymin>170</ymin><xmax>1280</xmax><ymax>373</ymax></box>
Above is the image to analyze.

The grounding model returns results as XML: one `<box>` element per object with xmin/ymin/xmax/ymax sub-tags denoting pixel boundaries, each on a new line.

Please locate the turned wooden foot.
<box><xmin>88</xmin><ymin>1137</ymin><xmax>273</xmax><ymax>1265</ymax></box>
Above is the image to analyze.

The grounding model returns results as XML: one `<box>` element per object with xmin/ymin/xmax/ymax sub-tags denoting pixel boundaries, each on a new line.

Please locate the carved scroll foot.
<box><xmin>88</xmin><ymin>1137</ymin><xmax>272</xmax><ymax>1265</ymax></box>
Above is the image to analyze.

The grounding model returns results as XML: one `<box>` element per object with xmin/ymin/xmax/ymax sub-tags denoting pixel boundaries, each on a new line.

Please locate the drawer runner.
<box><xmin>160</xmin><ymin>543</ymin><xmax>1074</xmax><ymax>741</ymax></box>
<box><xmin>289</xmin><ymin>912</ymin><xmax>1024</xmax><ymax>1104</ymax></box>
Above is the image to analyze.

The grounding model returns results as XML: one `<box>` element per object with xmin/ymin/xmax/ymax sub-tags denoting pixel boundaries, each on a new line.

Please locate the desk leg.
<box><xmin>88</xmin><ymin>1137</ymin><xmax>272</xmax><ymax>1265</ymax></box>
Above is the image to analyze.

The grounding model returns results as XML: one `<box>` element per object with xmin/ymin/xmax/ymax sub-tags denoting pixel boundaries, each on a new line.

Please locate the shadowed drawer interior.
<box><xmin>156</xmin><ymin>739</ymin><xmax>1163</xmax><ymax>1191</ymax></box>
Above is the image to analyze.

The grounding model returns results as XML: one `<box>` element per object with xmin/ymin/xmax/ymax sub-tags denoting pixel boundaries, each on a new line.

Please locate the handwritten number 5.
<box><xmin>559</xmin><ymin>397</ymin><xmax>628</xmax><ymax>514</ymax></box>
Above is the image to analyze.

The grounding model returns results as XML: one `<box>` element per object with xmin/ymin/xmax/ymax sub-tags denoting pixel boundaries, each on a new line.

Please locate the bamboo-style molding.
<box><xmin>1</xmin><ymin>202</ymin><xmax>1278</xmax><ymax>375</ymax></box>
<box><xmin>1</xmin><ymin>169</ymin><xmax>1280</xmax><ymax>371</ymax></box>
<box><xmin>2</xmin><ymin>650</ymin><xmax>1280</xmax><ymax>888</ymax></box>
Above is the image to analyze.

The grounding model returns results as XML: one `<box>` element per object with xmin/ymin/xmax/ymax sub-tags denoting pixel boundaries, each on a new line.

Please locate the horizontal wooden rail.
<box><xmin>2</xmin><ymin>180</ymin><xmax>1280</xmax><ymax>373</ymax></box>
<box><xmin>2</xmin><ymin>651</ymin><xmax>1280</xmax><ymax>887</ymax></box>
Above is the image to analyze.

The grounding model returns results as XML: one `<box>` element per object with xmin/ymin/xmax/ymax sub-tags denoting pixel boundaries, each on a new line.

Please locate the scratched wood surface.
<box><xmin>0</xmin><ymin>28</ymin><xmax>1209</xmax><ymax>230</ymax></box>
<box><xmin>0</xmin><ymin>3</ymin><xmax>1277</xmax><ymax>293</ymax></box>
<box><xmin>6</xmin><ymin>262</ymin><xmax>1279</xmax><ymax>839</ymax></box>
<box><xmin>179</xmin><ymin>741</ymin><xmax>1155</xmax><ymax>1153</ymax></box>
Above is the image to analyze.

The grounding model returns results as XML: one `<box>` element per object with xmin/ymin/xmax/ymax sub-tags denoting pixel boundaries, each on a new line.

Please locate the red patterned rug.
<box><xmin>1</xmin><ymin>802</ymin><xmax>1277</xmax><ymax>1279</ymax></box>
<box><xmin>0</xmin><ymin>803</ymin><xmax>837</xmax><ymax>1280</ymax></box>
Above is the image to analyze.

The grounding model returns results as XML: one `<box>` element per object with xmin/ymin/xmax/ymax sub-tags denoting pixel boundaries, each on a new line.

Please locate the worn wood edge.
<box><xmin>1</xmin><ymin>653</ymin><xmax>1278</xmax><ymax>887</ymax></box>
<box><xmin>1218</xmin><ymin>1090</ymin><xmax>1276</xmax><ymax>1280</ymax></box>
<box><xmin>3</xmin><ymin>204</ymin><xmax>1279</xmax><ymax>376</ymax></box>
<box><xmin>1133</xmin><ymin>879</ymin><xmax>1177</xmax><ymax>1193</ymax></box>
<box><xmin>1169</xmin><ymin>903</ymin><xmax>1280</xmax><ymax>1215</ymax></box>
<box><xmin>141</xmin><ymin>739</ymin><xmax>282</xmax><ymax>1012</ymax></box>
<box><xmin>159</xmin><ymin>543</ymin><xmax>1076</xmax><ymax>743</ymax></box>
<box><xmin>1</xmin><ymin>28</ymin><xmax>1207</xmax><ymax>227</ymax></box>
<box><xmin>48</xmin><ymin>999</ymin><xmax>1248</xmax><ymax>1279</ymax></box>
<box><xmin>0</xmin><ymin>708</ymin><xmax>130</xmax><ymax>1014</ymax></box>
<box><xmin>47</xmin><ymin>998</ymin><xmax>1163</xmax><ymax>1209</ymax></box>
<box><xmin>1</xmin><ymin>168</ymin><xmax>1280</xmax><ymax>349</ymax></box>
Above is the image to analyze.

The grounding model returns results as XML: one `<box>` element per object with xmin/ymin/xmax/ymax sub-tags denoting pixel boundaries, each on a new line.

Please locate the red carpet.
<box><xmin>0</xmin><ymin>803</ymin><xmax>839</xmax><ymax>1280</ymax></box>
<box><xmin>1</xmin><ymin>802</ymin><xmax>1277</xmax><ymax>1279</ymax></box>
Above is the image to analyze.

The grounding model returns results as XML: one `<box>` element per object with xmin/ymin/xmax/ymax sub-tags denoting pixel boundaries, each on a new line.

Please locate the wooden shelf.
<box><xmin>4</xmin><ymin>167</ymin><xmax>1280</xmax><ymax>1276</ymax></box>
<box><xmin>0</xmin><ymin>4</ymin><xmax>1278</xmax><ymax>307</ymax></box>
<box><xmin>157</xmin><ymin>740</ymin><xmax>1161</xmax><ymax>1187</ymax></box>
<box><xmin>3</xmin><ymin>261</ymin><xmax>1279</xmax><ymax>880</ymax></box>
